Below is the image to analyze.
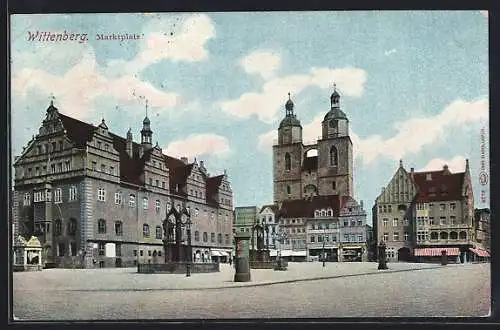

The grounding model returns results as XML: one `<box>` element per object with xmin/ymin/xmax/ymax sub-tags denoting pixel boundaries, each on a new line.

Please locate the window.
<box><xmin>35</xmin><ymin>166</ymin><xmax>40</xmax><ymax>176</ymax></box>
<box><xmin>115</xmin><ymin>243</ymin><xmax>121</xmax><ymax>257</ymax></box>
<box><xmin>149</xmin><ymin>178</ymin><xmax>153</xmax><ymax>186</ymax></box>
<box><xmin>140</xmin><ymin>250</ymin><xmax>143</xmax><ymax>256</ymax></box>
<box><xmin>450</xmin><ymin>216</ymin><xmax>456</xmax><ymax>225</ymax></box>
<box><xmin>97</xmin><ymin>188</ymin><xmax>106</xmax><ymax>202</ymax></box>
<box><xmin>162</xmin><ymin>181</ymin><xmax>165</xmax><ymax>189</ymax></box>
<box><xmin>286</xmin><ymin>185</ymin><xmax>291</xmax><ymax>195</ymax></box>
<box><xmin>211</xmin><ymin>232</ymin><xmax>216</xmax><ymax>243</ymax></box>
<box><xmin>23</xmin><ymin>193</ymin><xmax>31</xmax><ymax>206</ymax></box>
<box><xmin>54</xmin><ymin>219</ymin><xmax>62</xmax><ymax>236</ymax></box>
<box><xmin>69</xmin><ymin>186</ymin><xmax>77</xmax><ymax>201</ymax></box>
<box><xmin>383</xmin><ymin>218</ymin><xmax>388</xmax><ymax>226</ymax></box>
<box><xmin>109</xmin><ymin>166</ymin><xmax>114</xmax><ymax>175</ymax></box>
<box><xmin>332</xmin><ymin>181</ymin><xmax>336</xmax><ymax>190</ymax></box>
<box><xmin>195</xmin><ymin>231</ymin><xmax>200</xmax><ymax>241</ymax></box>
<box><xmin>98</xmin><ymin>242</ymin><xmax>105</xmax><ymax>256</ymax></box>
<box><xmin>98</xmin><ymin>219</ymin><xmax>106</xmax><ymax>234</ymax></box>
<box><xmin>218</xmin><ymin>233</ymin><xmax>223</xmax><ymax>244</ymax></box>
<box><xmin>129</xmin><ymin>194</ymin><xmax>136</xmax><ymax>207</ymax></box>
<box><xmin>440</xmin><ymin>204</ymin><xmax>446</xmax><ymax>211</ymax></box>
<box><xmin>393</xmin><ymin>218</ymin><xmax>398</xmax><ymax>227</ymax></box>
<box><xmin>58</xmin><ymin>243</ymin><xmax>66</xmax><ymax>256</ymax></box>
<box><xmin>100</xmin><ymin>164</ymin><xmax>106</xmax><ymax>173</ymax></box>
<box><xmin>431</xmin><ymin>232</ymin><xmax>438</xmax><ymax>240</ymax></box>
<box><xmin>440</xmin><ymin>216</ymin><xmax>447</xmax><ymax>225</ymax></box>
<box><xmin>156</xmin><ymin>180</ymin><xmax>159</xmax><ymax>187</ymax></box>
<box><xmin>148</xmin><ymin>250</ymin><xmax>152</xmax><ymax>257</ymax></box>
<box><xmin>285</xmin><ymin>153</ymin><xmax>291</xmax><ymax>171</ymax></box>
<box><xmin>115</xmin><ymin>221</ymin><xmax>123</xmax><ymax>236</ymax></box>
<box><xmin>57</xmin><ymin>163</ymin><xmax>63</xmax><ymax>172</ymax></box>
<box><xmin>330</xmin><ymin>146</ymin><xmax>338</xmax><ymax>166</ymax></box>
<box><xmin>358</xmin><ymin>234</ymin><xmax>363</xmax><ymax>242</ymax></box>
<box><xmin>404</xmin><ymin>232</ymin><xmax>409</xmax><ymax>241</ymax></box>
<box><xmin>156</xmin><ymin>226</ymin><xmax>162</xmax><ymax>239</ymax></box>
<box><xmin>393</xmin><ymin>232</ymin><xmax>399</xmax><ymax>241</ymax></box>
<box><xmin>203</xmin><ymin>232</ymin><xmax>208</xmax><ymax>242</ymax></box>
<box><xmin>45</xmin><ymin>190</ymin><xmax>52</xmax><ymax>201</ymax></box>
<box><xmin>344</xmin><ymin>234</ymin><xmax>350</xmax><ymax>242</ymax></box>
<box><xmin>51</xmin><ymin>164</ymin><xmax>55</xmax><ymax>173</ymax></box>
<box><xmin>379</xmin><ymin>205</ymin><xmax>383</xmax><ymax>213</ymax></box>
<box><xmin>143</xmin><ymin>224</ymin><xmax>150</xmax><ymax>237</ymax></box>
<box><xmin>225</xmin><ymin>234</ymin><xmax>230</xmax><ymax>244</ymax></box>
<box><xmin>91</xmin><ymin>161</ymin><xmax>97</xmax><ymax>171</ymax></box>
<box><xmin>54</xmin><ymin>188</ymin><xmax>62</xmax><ymax>203</ymax></box>
<box><xmin>115</xmin><ymin>192</ymin><xmax>122</xmax><ymax>205</ymax></box>
<box><xmin>155</xmin><ymin>200</ymin><xmax>161</xmax><ymax>213</ymax></box>
<box><xmin>67</xmin><ymin>218</ymin><xmax>77</xmax><ymax>235</ymax></box>
<box><xmin>70</xmin><ymin>242</ymin><xmax>77</xmax><ymax>256</ymax></box>
<box><xmin>133</xmin><ymin>250</ymin><xmax>138</xmax><ymax>256</ymax></box>
<box><xmin>383</xmin><ymin>232</ymin><xmax>389</xmax><ymax>241</ymax></box>
<box><xmin>388</xmin><ymin>205</ymin><xmax>392</xmax><ymax>213</ymax></box>
<box><xmin>310</xmin><ymin>236</ymin><xmax>315</xmax><ymax>243</ymax></box>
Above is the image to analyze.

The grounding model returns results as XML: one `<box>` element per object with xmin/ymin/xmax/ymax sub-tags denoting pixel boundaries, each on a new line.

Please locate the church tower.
<box><xmin>273</xmin><ymin>93</ymin><xmax>303</xmax><ymax>203</ymax></box>
<box><xmin>317</xmin><ymin>86</ymin><xmax>354</xmax><ymax>197</ymax></box>
<box><xmin>140</xmin><ymin>100</ymin><xmax>153</xmax><ymax>151</ymax></box>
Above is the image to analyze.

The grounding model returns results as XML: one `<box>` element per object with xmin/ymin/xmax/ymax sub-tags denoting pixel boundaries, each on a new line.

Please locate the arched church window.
<box><xmin>330</xmin><ymin>146</ymin><xmax>338</xmax><ymax>166</ymax></box>
<box><xmin>285</xmin><ymin>153</ymin><xmax>291</xmax><ymax>171</ymax></box>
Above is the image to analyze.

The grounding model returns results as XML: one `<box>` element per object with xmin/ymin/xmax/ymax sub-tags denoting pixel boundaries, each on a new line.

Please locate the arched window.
<box><xmin>203</xmin><ymin>232</ymin><xmax>208</xmax><ymax>242</ymax></box>
<box><xmin>67</xmin><ymin>218</ymin><xmax>77</xmax><ymax>236</ymax></box>
<box><xmin>98</xmin><ymin>219</ymin><xmax>106</xmax><ymax>234</ymax></box>
<box><xmin>440</xmin><ymin>232</ymin><xmax>448</xmax><ymax>240</ymax></box>
<box><xmin>459</xmin><ymin>231</ymin><xmax>467</xmax><ymax>240</ymax></box>
<box><xmin>194</xmin><ymin>231</ymin><xmax>200</xmax><ymax>241</ymax></box>
<box><xmin>286</xmin><ymin>185</ymin><xmax>291</xmax><ymax>195</ymax></box>
<box><xmin>143</xmin><ymin>224</ymin><xmax>150</xmax><ymax>237</ymax></box>
<box><xmin>330</xmin><ymin>146</ymin><xmax>338</xmax><ymax>166</ymax></box>
<box><xmin>285</xmin><ymin>153</ymin><xmax>291</xmax><ymax>171</ymax></box>
<box><xmin>430</xmin><ymin>232</ymin><xmax>438</xmax><ymax>240</ymax></box>
<box><xmin>450</xmin><ymin>231</ymin><xmax>458</xmax><ymax>240</ymax></box>
<box><xmin>218</xmin><ymin>233</ymin><xmax>223</xmax><ymax>244</ymax></box>
<box><xmin>54</xmin><ymin>219</ymin><xmax>62</xmax><ymax>236</ymax></box>
<box><xmin>115</xmin><ymin>221</ymin><xmax>123</xmax><ymax>236</ymax></box>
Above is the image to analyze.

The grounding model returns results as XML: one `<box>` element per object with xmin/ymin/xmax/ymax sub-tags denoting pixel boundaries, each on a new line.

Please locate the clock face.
<box><xmin>329</xmin><ymin>120</ymin><xmax>338</xmax><ymax>128</ymax></box>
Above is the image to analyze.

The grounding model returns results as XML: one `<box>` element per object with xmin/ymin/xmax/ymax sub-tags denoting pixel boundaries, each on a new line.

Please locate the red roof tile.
<box><xmin>412</xmin><ymin>169</ymin><xmax>465</xmax><ymax>202</ymax></box>
<box><xmin>277</xmin><ymin>195</ymin><xmax>345</xmax><ymax>218</ymax></box>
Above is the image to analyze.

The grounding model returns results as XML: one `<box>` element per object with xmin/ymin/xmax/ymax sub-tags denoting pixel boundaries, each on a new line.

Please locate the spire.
<box><xmin>285</xmin><ymin>92</ymin><xmax>294</xmax><ymax>116</ymax></box>
<box><xmin>330</xmin><ymin>82</ymin><xmax>340</xmax><ymax>109</ymax></box>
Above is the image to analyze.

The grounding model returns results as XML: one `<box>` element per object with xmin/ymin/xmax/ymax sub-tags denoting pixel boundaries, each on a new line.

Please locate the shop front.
<box><xmin>342</xmin><ymin>246</ymin><xmax>363</xmax><ymax>262</ymax></box>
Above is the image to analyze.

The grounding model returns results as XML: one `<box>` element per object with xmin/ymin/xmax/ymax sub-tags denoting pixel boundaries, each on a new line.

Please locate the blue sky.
<box><xmin>10</xmin><ymin>11</ymin><xmax>489</xmax><ymax>224</ymax></box>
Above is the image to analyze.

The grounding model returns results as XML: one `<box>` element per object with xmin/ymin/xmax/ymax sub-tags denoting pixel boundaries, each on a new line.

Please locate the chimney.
<box><xmin>126</xmin><ymin>129</ymin><xmax>133</xmax><ymax>158</ymax></box>
<box><xmin>181</xmin><ymin>157</ymin><xmax>188</xmax><ymax>164</ymax></box>
<box><xmin>410</xmin><ymin>167</ymin><xmax>414</xmax><ymax>173</ymax></box>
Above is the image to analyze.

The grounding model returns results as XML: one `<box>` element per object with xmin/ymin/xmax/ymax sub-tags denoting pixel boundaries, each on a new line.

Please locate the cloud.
<box><xmin>257</xmin><ymin>98</ymin><xmax>488</xmax><ymax>165</ymax></box>
<box><xmin>240</xmin><ymin>50</ymin><xmax>281</xmax><ymax>80</ymax></box>
<box><xmin>419</xmin><ymin>156</ymin><xmax>467</xmax><ymax>173</ymax></box>
<box><xmin>107</xmin><ymin>14</ymin><xmax>215</xmax><ymax>74</ymax></box>
<box><xmin>219</xmin><ymin>67</ymin><xmax>367</xmax><ymax>123</ymax></box>
<box><xmin>11</xmin><ymin>50</ymin><xmax>183</xmax><ymax>121</ymax></box>
<box><xmin>352</xmin><ymin>98</ymin><xmax>488</xmax><ymax>164</ymax></box>
<box><xmin>384</xmin><ymin>49</ymin><xmax>397</xmax><ymax>56</ymax></box>
<box><xmin>164</xmin><ymin>133</ymin><xmax>231</xmax><ymax>159</ymax></box>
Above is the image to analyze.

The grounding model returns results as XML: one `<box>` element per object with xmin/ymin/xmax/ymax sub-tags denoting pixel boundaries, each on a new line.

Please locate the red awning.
<box><xmin>470</xmin><ymin>248</ymin><xmax>490</xmax><ymax>257</ymax></box>
<box><xmin>414</xmin><ymin>247</ymin><xmax>460</xmax><ymax>256</ymax></box>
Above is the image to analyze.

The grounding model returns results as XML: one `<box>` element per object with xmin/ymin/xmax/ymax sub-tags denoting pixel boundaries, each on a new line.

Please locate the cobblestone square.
<box><xmin>12</xmin><ymin>262</ymin><xmax>490</xmax><ymax>320</ymax></box>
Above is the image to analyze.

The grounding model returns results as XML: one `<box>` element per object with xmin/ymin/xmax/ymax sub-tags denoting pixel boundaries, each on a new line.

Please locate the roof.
<box><xmin>412</xmin><ymin>169</ymin><xmax>465</xmax><ymax>202</ymax></box>
<box><xmin>277</xmin><ymin>195</ymin><xmax>349</xmax><ymax>218</ymax></box>
<box><xmin>260</xmin><ymin>204</ymin><xmax>279</xmax><ymax>214</ymax></box>
<box><xmin>279</xmin><ymin>115</ymin><xmax>302</xmax><ymax>129</ymax></box>
<box><xmin>323</xmin><ymin>108</ymin><xmax>347</xmax><ymax>121</ymax></box>
<box><xmin>52</xmin><ymin>110</ymin><xmax>223</xmax><ymax>202</ymax></box>
<box><xmin>302</xmin><ymin>156</ymin><xmax>318</xmax><ymax>171</ymax></box>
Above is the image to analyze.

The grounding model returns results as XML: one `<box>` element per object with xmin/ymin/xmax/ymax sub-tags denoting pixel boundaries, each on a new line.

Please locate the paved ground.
<box><xmin>12</xmin><ymin>262</ymin><xmax>490</xmax><ymax>320</ymax></box>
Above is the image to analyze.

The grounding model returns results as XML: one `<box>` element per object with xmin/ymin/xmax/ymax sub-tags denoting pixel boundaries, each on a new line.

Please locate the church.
<box><xmin>12</xmin><ymin>101</ymin><xmax>234</xmax><ymax>268</ymax></box>
<box><xmin>272</xmin><ymin>88</ymin><xmax>369</xmax><ymax>262</ymax></box>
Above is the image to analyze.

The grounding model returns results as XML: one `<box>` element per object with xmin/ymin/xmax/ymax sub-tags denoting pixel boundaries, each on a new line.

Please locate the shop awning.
<box><xmin>280</xmin><ymin>250</ymin><xmax>293</xmax><ymax>257</ymax></box>
<box><xmin>414</xmin><ymin>247</ymin><xmax>459</xmax><ymax>256</ymax></box>
<box><xmin>292</xmin><ymin>250</ymin><xmax>307</xmax><ymax>257</ymax></box>
<box><xmin>469</xmin><ymin>248</ymin><xmax>490</xmax><ymax>257</ymax></box>
<box><xmin>211</xmin><ymin>250</ymin><xmax>222</xmax><ymax>257</ymax></box>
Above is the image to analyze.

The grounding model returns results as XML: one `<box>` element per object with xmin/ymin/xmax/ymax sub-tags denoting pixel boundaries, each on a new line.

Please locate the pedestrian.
<box><xmin>229</xmin><ymin>258</ymin><xmax>232</xmax><ymax>266</ymax></box>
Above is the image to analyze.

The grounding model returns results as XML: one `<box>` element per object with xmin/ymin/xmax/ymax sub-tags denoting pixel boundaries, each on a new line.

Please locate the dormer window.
<box><xmin>97</xmin><ymin>141</ymin><xmax>102</xmax><ymax>149</ymax></box>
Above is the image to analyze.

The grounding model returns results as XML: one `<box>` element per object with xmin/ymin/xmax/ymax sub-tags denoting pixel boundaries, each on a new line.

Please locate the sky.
<box><xmin>10</xmin><ymin>11</ymin><xmax>489</xmax><ymax>225</ymax></box>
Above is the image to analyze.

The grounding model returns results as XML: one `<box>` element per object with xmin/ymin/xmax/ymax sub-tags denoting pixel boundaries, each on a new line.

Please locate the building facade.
<box><xmin>258</xmin><ymin>205</ymin><xmax>280</xmax><ymax>249</ymax></box>
<box><xmin>12</xmin><ymin>102</ymin><xmax>234</xmax><ymax>268</ymax></box>
<box><xmin>474</xmin><ymin>208</ymin><xmax>490</xmax><ymax>252</ymax></box>
<box><xmin>373</xmin><ymin>160</ymin><xmax>478</xmax><ymax>263</ymax></box>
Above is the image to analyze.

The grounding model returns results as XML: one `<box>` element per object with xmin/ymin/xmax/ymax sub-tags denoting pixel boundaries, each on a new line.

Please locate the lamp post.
<box><xmin>322</xmin><ymin>226</ymin><xmax>326</xmax><ymax>267</ymax></box>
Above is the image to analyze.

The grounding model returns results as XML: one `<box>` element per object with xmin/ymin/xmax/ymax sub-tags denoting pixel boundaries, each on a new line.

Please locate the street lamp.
<box><xmin>180</xmin><ymin>209</ymin><xmax>192</xmax><ymax>277</ymax></box>
<box><xmin>322</xmin><ymin>226</ymin><xmax>326</xmax><ymax>267</ymax></box>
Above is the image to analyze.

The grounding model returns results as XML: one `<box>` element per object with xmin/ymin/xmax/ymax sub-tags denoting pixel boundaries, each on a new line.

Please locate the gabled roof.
<box><xmin>206</xmin><ymin>175</ymin><xmax>224</xmax><ymax>206</ymax></box>
<box><xmin>58</xmin><ymin>113</ymin><xmax>96</xmax><ymax>148</ymax></box>
<box><xmin>278</xmin><ymin>195</ymin><xmax>349</xmax><ymax>218</ymax></box>
<box><xmin>260</xmin><ymin>204</ymin><xmax>279</xmax><ymax>214</ymax></box>
<box><xmin>412</xmin><ymin>170</ymin><xmax>465</xmax><ymax>202</ymax></box>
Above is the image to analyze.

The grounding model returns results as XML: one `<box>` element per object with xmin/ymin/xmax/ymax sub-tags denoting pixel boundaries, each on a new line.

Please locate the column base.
<box><xmin>234</xmin><ymin>273</ymin><xmax>251</xmax><ymax>282</ymax></box>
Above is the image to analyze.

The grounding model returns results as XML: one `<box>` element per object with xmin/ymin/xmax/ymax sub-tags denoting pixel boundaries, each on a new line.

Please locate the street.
<box><xmin>12</xmin><ymin>262</ymin><xmax>490</xmax><ymax>320</ymax></box>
